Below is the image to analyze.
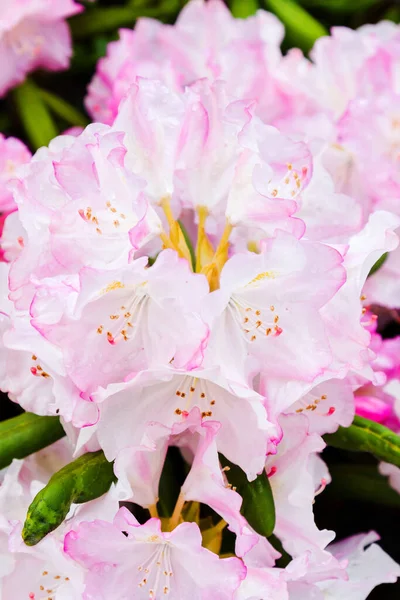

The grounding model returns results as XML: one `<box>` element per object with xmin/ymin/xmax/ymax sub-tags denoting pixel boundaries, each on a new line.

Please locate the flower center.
<box><xmin>268</xmin><ymin>162</ymin><xmax>308</xmax><ymax>199</ymax></box>
<box><xmin>96</xmin><ymin>282</ymin><xmax>148</xmax><ymax>345</ymax></box>
<box><xmin>229</xmin><ymin>296</ymin><xmax>283</xmax><ymax>342</ymax></box>
<box><xmin>137</xmin><ymin>543</ymin><xmax>174</xmax><ymax>598</ymax></box>
<box><xmin>30</xmin><ymin>354</ymin><xmax>51</xmax><ymax>379</ymax></box>
<box><xmin>295</xmin><ymin>392</ymin><xmax>336</xmax><ymax>418</ymax></box>
<box><xmin>174</xmin><ymin>376</ymin><xmax>216</xmax><ymax>418</ymax></box>
<box><xmin>78</xmin><ymin>202</ymin><xmax>128</xmax><ymax>236</ymax></box>
<box><xmin>28</xmin><ymin>568</ymin><xmax>70</xmax><ymax>600</ymax></box>
<box><xmin>7</xmin><ymin>22</ymin><xmax>44</xmax><ymax>58</ymax></box>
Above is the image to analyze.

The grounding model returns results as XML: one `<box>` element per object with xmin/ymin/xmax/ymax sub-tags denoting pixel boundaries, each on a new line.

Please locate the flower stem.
<box><xmin>168</xmin><ymin>492</ymin><xmax>185</xmax><ymax>531</ymax></box>
<box><xmin>149</xmin><ymin>504</ymin><xmax>159</xmax><ymax>519</ymax></box>
<box><xmin>214</xmin><ymin>221</ymin><xmax>233</xmax><ymax>260</ymax></box>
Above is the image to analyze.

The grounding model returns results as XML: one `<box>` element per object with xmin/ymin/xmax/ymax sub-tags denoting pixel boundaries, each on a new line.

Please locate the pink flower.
<box><xmin>0</xmin><ymin>210</ymin><xmax>26</xmax><ymax>263</ymax></box>
<box><xmin>7</xmin><ymin>124</ymin><xmax>161</xmax><ymax>311</ymax></box>
<box><xmin>0</xmin><ymin>134</ymin><xmax>31</xmax><ymax>213</ymax></box>
<box><xmin>29</xmin><ymin>249</ymin><xmax>209</xmax><ymax>397</ymax></box>
<box><xmin>205</xmin><ymin>232</ymin><xmax>345</xmax><ymax>387</ymax></box>
<box><xmin>0</xmin><ymin>0</ymin><xmax>83</xmax><ymax>96</ymax></box>
<box><xmin>64</xmin><ymin>507</ymin><xmax>246</xmax><ymax>599</ymax></box>
<box><xmin>89</xmin><ymin>364</ymin><xmax>274</xmax><ymax>481</ymax></box>
<box><xmin>114</xmin><ymin>78</ymin><xmax>308</xmax><ymax>239</ymax></box>
<box><xmin>114</xmin><ymin>408</ymin><xmax>258</xmax><ymax>556</ymax></box>
<box><xmin>289</xmin><ymin>378</ymin><xmax>355</xmax><ymax>436</ymax></box>
<box><xmin>287</xmin><ymin>532</ymin><xmax>400</xmax><ymax>598</ymax></box>
<box><xmin>320</xmin><ymin>210</ymin><xmax>400</xmax><ymax>380</ymax></box>
<box><xmin>265</xmin><ymin>414</ymin><xmax>335</xmax><ymax>561</ymax></box>
<box><xmin>86</xmin><ymin>0</ymin><xmax>283</xmax><ymax>124</ymax></box>
<box><xmin>351</xmin><ymin>333</ymin><xmax>400</xmax><ymax>495</ymax></box>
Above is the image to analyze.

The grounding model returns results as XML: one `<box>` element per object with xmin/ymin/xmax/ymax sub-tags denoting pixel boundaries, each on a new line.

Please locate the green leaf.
<box><xmin>38</xmin><ymin>89</ymin><xmax>89</xmax><ymax>128</ymax></box>
<box><xmin>0</xmin><ymin>413</ymin><xmax>65</xmax><ymax>470</ymax></box>
<box><xmin>263</xmin><ymin>0</ymin><xmax>327</xmax><ymax>53</ymax></box>
<box><xmin>298</xmin><ymin>0</ymin><xmax>378</xmax><ymax>13</ymax></box>
<box><xmin>22</xmin><ymin>450</ymin><xmax>116</xmax><ymax>546</ymax></box>
<box><xmin>177</xmin><ymin>220</ymin><xmax>196</xmax><ymax>271</ymax></box>
<box><xmin>324</xmin><ymin>415</ymin><xmax>400</xmax><ymax>468</ymax></box>
<box><xmin>325</xmin><ymin>464</ymin><xmax>400</xmax><ymax>509</ymax></box>
<box><xmin>70</xmin><ymin>1</ymin><xmax>181</xmax><ymax>39</ymax></box>
<box><xmin>368</xmin><ymin>252</ymin><xmax>388</xmax><ymax>277</ymax></box>
<box><xmin>385</xmin><ymin>6</ymin><xmax>400</xmax><ymax>23</ymax></box>
<box><xmin>231</xmin><ymin>0</ymin><xmax>259</xmax><ymax>18</ymax></box>
<box><xmin>219</xmin><ymin>454</ymin><xmax>275</xmax><ymax>538</ymax></box>
<box><xmin>13</xmin><ymin>79</ymin><xmax>58</xmax><ymax>150</ymax></box>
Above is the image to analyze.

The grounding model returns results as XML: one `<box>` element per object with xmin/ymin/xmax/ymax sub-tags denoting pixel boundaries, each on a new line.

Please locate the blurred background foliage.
<box><xmin>2</xmin><ymin>0</ymin><xmax>400</xmax><ymax>597</ymax></box>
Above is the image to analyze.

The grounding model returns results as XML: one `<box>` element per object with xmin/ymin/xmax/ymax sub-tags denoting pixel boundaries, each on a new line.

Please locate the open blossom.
<box><xmin>114</xmin><ymin>78</ymin><xmax>310</xmax><ymax>238</ymax></box>
<box><xmin>86</xmin><ymin>0</ymin><xmax>284</xmax><ymax>124</ymax></box>
<box><xmin>0</xmin><ymin>0</ymin><xmax>83</xmax><ymax>97</ymax></box>
<box><xmin>65</xmin><ymin>507</ymin><xmax>246</xmax><ymax>600</ymax></box>
<box><xmin>83</xmin><ymin>364</ymin><xmax>273</xmax><ymax>480</ymax></box>
<box><xmin>7</xmin><ymin>123</ymin><xmax>162</xmax><ymax>311</ymax></box>
<box><xmin>29</xmin><ymin>250</ymin><xmax>209</xmax><ymax>395</ymax></box>
<box><xmin>286</xmin><ymin>531</ymin><xmax>400</xmax><ymax>599</ymax></box>
<box><xmin>113</xmin><ymin>408</ymin><xmax>258</xmax><ymax>556</ymax></box>
<box><xmin>204</xmin><ymin>232</ymin><xmax>345</xmax><ymax>384</ymax></box>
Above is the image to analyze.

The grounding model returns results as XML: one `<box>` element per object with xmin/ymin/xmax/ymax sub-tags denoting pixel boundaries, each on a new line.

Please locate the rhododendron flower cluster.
<box><xmin>1</xmin><ymin>0</ymin><xmax>400</xmax><ymax>598</ymax></box>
